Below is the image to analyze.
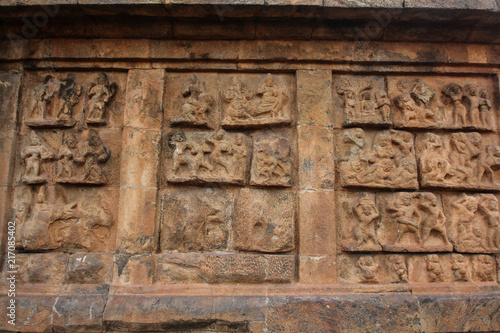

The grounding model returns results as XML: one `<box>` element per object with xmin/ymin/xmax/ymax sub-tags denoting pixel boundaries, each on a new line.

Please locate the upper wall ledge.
<box><xmin>1</xmin><ymin>0</ymin><xmax>500</xmax><ymax>21</ymax></box>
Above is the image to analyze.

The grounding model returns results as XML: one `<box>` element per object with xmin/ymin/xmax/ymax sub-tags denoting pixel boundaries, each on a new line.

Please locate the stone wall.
<box><xmin>1</xmin><ymin>1</ymin><xmax>500</xmax><ymax>332</ymax></box>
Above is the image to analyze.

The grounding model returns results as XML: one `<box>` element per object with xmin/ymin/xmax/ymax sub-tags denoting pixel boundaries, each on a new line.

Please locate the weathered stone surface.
<box><xmin>233</xmin><ymin>188</ymin><xmax>295</xmax><ymax>253</ymax></box>
<box><xmin>2</xmin><ymin>2</ymin><xmax>500</xmax><ymax>332</ymax></box>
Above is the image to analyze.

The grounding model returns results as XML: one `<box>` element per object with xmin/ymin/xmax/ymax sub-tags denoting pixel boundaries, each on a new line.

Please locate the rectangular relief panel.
<box><xmin>159</xmin><ymin>71</ymin><xmax>297</xmax><ymax>284</ymax></box>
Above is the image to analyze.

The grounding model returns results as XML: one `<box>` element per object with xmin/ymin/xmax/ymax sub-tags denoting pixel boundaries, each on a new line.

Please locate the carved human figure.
<box><xmin>56</xmin><ymin>74</ymin><xmax>81</xmax><ymax>121</ymax></box>
<box><xmin>452</xmin><ymin>194</ymin><xmax>481</xmax><ymax>249</ymax></box>
<box><xmin>86</xmin><ymin>72</ymin><xmax>117</xmax><ymax>124</ymax></box>
<box><xmin>343</xmin><ymin>90</ymin><xmax>357</xmax><ymax>118</ymax></box>
<box><xmin>448</xmin><ymin>132</ymin><xmax>474</xmax><ymax>183</ymax></box>
<box><xmin>463</xmin><ymin>84</ymin><xmax>481</xmax><ymax>127</ymax></box>
<box><xmin>418</xmin><ymin>193</ymin><xmax>451</xmax><ymax>246</ymax></box>
<box><xmin>451</xmin><ymin>254</ymin><xmax>470</xmax><ymax>282</ymax></box>
<box><xmin>351</xmin><ymin>197</ymin><xmax>381</xmax><ymax>250</ymax></box>
<box><xmin>420</xmin><ymin>133</ymin><xmax>452</xmax><ymax>183</ymax></box>
<box><xmin>356</xmin><ymin>256</ymin><xmax>379</xmax><ymax>283</ymax></box>
<box><xmin>30</xmin><ymin>75</ymin><xmax>63</xmax><ymax>120</ymax></box>
<box><xmin>179</xmin><ymin>75</ymin><xmax>214</xmax><ymax>126</ymax></box>
<box><xmin>375</xmin><ymin>90</ymin><xmax>391</xmax><ymax>122</ymax></box>
<box><xmin>343</xmin><ymin>128</ymin><xmax>365</xmax><ymax>160</ymax></box>
<box><xmin>171</xmin><ymin>131</ymin><xmax>194</xmax><ymax>174</ymax></box>
<box><xmin>206</xmin><ymin>129</ymin><xmax>230</xmax><ymax>174</ymax></box>
<box><xmin>389</xmin><ymin>255</ymin><xmax>408</xmax><ymax>283</ymax></box>
<box><xmin>255</xmin><ymin>74</ymin><xmax>287</xmax><ymax>118</ymax></box>
<box><xmin>56</xmin><ymin>133</ymin><xmax>80</xmax><ymax>180</ymax></box>
<box><xmin>80</xmin><ymin>130</ymin><xmax>110</xmax><ymax>183</ymax></box>
<box><xmin>474</xmin><ymin>255</ymin><xmax>496</xmax><ymax>282</ymax></box>
<box><xmin>21</xmin><ymin>131</ymin><xmax>55</xmax><ymax>184</ymax></box>
<box><xmin>394</xmin><ymin>92</ymin><xmax>418</xmax><ymax>124</ymax></box>
<box><xmin>223</xmin><ymin>78</ymin><xmax>256</xmax><ymax>121</ymax></box>
<box><xmin>190</xmin><ymin>143</ymin><xmax>213</xmax><ymax>176</ymax></box>
<box><xmin>394</xmin><ymin>80</ymin><xmax>436</xmax><ymax>125</ymax></box>
<box><xmin>230</xmin><ymin>134</ymin><xmax>248</xmax><ymax>178</ymax></box>
<box><xmin>442</xmin><ymin>83</ymin><xmax>467</xmax><ymax>126</ymax></box>
<box><xmin>478</xmin><ymin>87</ymin><xmax>492</xmax><ymax>128</ymax></box>
<box><xmin>360</xmin><ymin>91</ymin><xmax>376</xmax><ymax>117</ymax></box>
<box><xmin>386</xmin><ymin>193</ymin><xmax>421</xmax><ymax>245</ymax></box>
<box><xmin>425</xmin><ymin>254</ymin><xmax>444</xmax><ymax>283</ymax></box>
<box><xmin>478</xmin><ymin>194</ymin><xmax>500</xmax><ymax>250</ymax></box>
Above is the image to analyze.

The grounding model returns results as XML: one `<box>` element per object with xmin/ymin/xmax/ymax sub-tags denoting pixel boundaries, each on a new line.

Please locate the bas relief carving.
<box><xmin>417</xmin><ymin>132</ymin><xmax>500</xmax><ymax>190</ymax></box>
<box><xmin>339</xmin><ymin>128</ymin><xmax>418</xmax><ymax>189</ymax></box>
<box><xmin>21</xmin><ymin>131</ymin><xmax>56</xmax><ymax>184</ymax></box>
<box><xmin>166</xmin><ymin>130</ymin><xmax>251</xmax><ymax>185</ymax></box>
<box><xmin>85</xmin><ymin>72</ymin><xmax>117</xmax><ymax>125</ymax></box>
<box><xmin>250</xmin><ymin>133</ymin><xmax>292</xmax><ymax>187</ymax></box>
<box><xmin>13</xmin><ymin>185</ymin><xmax>114</xmax><ymax>252</ymax></box>
<box><xmin>222</xmin><ymin>74</ymin><xmax>291</xmax><ymax>128</ymax></box>
<box><xmin>26</xmin><ymin>74</ymin><xmax>81</xmax><ymax>128</ymax></box>
<box><xmin>336</xmin><ymin>77</ymin><xmax>391</xmax><ymax>126</ymax></box>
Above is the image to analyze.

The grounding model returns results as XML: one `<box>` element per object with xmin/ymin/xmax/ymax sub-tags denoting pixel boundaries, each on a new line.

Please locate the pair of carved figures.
<box><xmin>337</xmin><ymin>79</ymin><xmax>391</xmax><ymax>124</ymax></box>
<box><xmin>169</xmin><ymin>129</ymin><xmax>248</xmax><ymax>183</ymax></box>
<box><xmin>342</xmin><ymin>129</ymin><xmax>417</xmax><ymax>189</ymax></box>
<box><xmin>28</xmin><ymin>73</ymin><xmax>116</xmax><ymax>126</ymax></box>
<box><xmin>21</xmin><ymin>130</ymin><xmax>110</xmax><ymax>185</ymax></box>
<box><xmin>420</xmin><ymin>132</ymin><xmax>500</xmax><ymax>188</ymax></box>
<box><xmin>223</xmin><ymin>74</ymin><xmax>288</xmax><ymax>123</ymax></box>
<box><xmin>350</xmin><ymin>193</ymin><xmax>451</xmax><ymax>252</ymax></box>
<box><xmin>356</xmin><ymin>255</ymin><xmax>408</xmax><ymax>284</ymax></box>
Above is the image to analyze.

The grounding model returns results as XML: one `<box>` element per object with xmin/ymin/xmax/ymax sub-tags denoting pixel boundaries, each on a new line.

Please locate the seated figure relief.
<box><xmin>85</xmin><ymin>72</ymin><xmax>117</xmax><ymax>125</ymax></box>
<box><xmin>166</xmin><ymin>129</ymin><xmax>251</xmax><ymax>185</ymax></box>
<box><xmin>171</xmin><ymin>74</ymin><xmax>215</xmax><ymax>128</ymax></box>
<box><xmin>222</xmin><ymin>74</ymin><xmax>290</xmax><ymax>128</ymax></box>
<box><xmin>27</xmin><ymin>74</ymin><xmax>81</xmax><ymax>128</ymax></box>
<box><xmin>418</xmin><ymin>132</ymin><xmax>500</xmax><ymax>190</ymax></box>
<box><xmin>337</xmin><ymin>77</ymin><xmax>391</xmax><ymax>126</ymax></box>
<box><xmin>15</xmin><ymin>185</ymin><xmax>113</xmax><ymax>252</ymax></box>
<box><xmin>340</xmin><ymin>128</ymin><xmax>418</xmax><ymax>189</ymax></box>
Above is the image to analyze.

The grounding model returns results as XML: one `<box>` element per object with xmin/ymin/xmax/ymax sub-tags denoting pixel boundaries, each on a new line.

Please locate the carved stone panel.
<box><xmin>12</xmin><ymin>185</ymin><xmax>117</xmax><ymax>252</ymax></box>
<box><xmin>338</xmin><ymin>254</ymin><xmax>409</xmax><ymax>285</ymax></box>
<box><xmin>221</xmin><ymin>74</ymin><xmax>293</xmax><ymax>128</ymax></box>
<box><xmin>160</xmin><ymin>187</ymin><xmax>234</xmax><ymax>253</ymax></box>
<box><xmin>407</xmin><ymin>254</ymin><xmax>498</xmax><ymax>284</ymax></box>
<box><xmin>389</xmin><ymin>76</ymin><xmax>497</xmax><ymax>131</ymax></box>
<box><xmin>17</xmin><ymin>129</ymin><xmax>118</xmax><ymax>186</ymax></box>
<box><xmin>250</xmin><ymin>131</ymin><xmax>293</xmax><ymax>187</ymax></box>
<box><xmin>233</xmin><ymin>188</ymin><xmax>295</xmax><ymax>253</ymax></box>
<box><xmin>165</xmin><ymin>129</ymin><xmax>251</xmax><ymax>185</ymax></box>
<box><xmin>334</xmin><ymin>76</ymin><xmax>391</xmax><ymax>127</ymax></box>
<box><xmin>443</xmin><ymin>193</ymin><xmax>500</xmax><ymax>253</ymax></box>
<box><xmin>339</xmin><ymin>191</ymin><xmax>453</xmax><ymax>253</ymax></box>
<box><xmin>416</xmin><ymin>132</ymin><xmax>500</xmax><ymax>190</ymax></box>
<box><xmin>338</xmin><ymin>128</ymin><xmax>418</xmax><ymax>189</ymax></box>
<box><xmin>20</xmin><ymin>72</ymin><xmax>125</xmax><ymax>129</ymax></box>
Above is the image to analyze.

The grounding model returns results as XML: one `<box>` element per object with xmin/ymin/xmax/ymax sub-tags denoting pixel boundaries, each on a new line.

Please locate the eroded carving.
<box><xmin>473</xmin><ymin>255</ymin><xmax>496</xmax><ymax>282</ymax></box>
<box><xmin>86</xmin><ymin>72</ymin><xmax>117</xmax><ymax>125</ymax></box>
<box><xmin>21</xmin><ymin>131</ymin><xmax>55</xmax><ymax>184</ymax></box>
<box><xmin>250</xmin><ymin>133</ymin><xmax>292</xmax><ymax>187</ymax></box>
<box><xmin>337</xmin><ymin>78</ymin><xmax>391</xmax><ymax>126</ymax></box>
<box><xmin>222</xmin><ymin>74</ymin><xmax>290</xmax><ymax>128</ymax></box>
<box><xmin>418</xmin><ymin>132</ymin><xmax>500</xmax><ymax>190</ymax></box>
<box><xmin>340</xmin><ymin>129</ymin><xmax>418</xmax><ymax>189</ymax></box>
<box><xmin>161</xmin><ymin>188</ymin><xmax>231</xmax><ymax>252</ymax></box>
<box><xmin>424</xmin><ymin>254</ymin><xmax>444</xmax><ymax>283</ymax></box>
<box><xmin>17</xmin><ymin>185</ymin><xmax>113</xmax><ymax>252</ymax></box>
<box><xmin>388</xmin><ymin>255</ymin><xmax>409</xmax><ymax>283</ymax></box>
<box><xmin>27</xmin><ymin>74</ymin><xmax>81</xmax><ymax>128</ymax></box>
<box><xmin>171</xmin><ymin>74</ymin><xmax>215</xmax><ymax>127</ymax></box>
<box><xmin>166</xmin><ymin>130</ymin><xmax>251</xmax><ymax>185</ymax></box>
<box><xmin>357</xmin><ymin>256</ymin><xmax>380</xmax><ymax>283</ymax></box>
<box><xmin>348</xmin><ymin>195</ymin><xmax>382</xmax><ymax>251</ymax></box>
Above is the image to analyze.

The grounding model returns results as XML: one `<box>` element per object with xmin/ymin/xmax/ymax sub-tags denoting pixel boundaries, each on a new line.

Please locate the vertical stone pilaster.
<box><xmin>116</xmin><ymin>69</ymin><xmax>164</xmax><ymax>256</ymax></box>
<box><xmin>0</xmin><ymin>72</ymin><xmax>21</xmax><ymax>267</ymax></box>
<box><xmin>296</xmin><ymin>70</ymin><xmax>336</xmax><ymax>284</ymax></box>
